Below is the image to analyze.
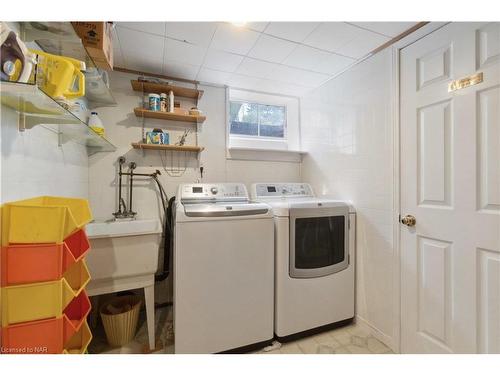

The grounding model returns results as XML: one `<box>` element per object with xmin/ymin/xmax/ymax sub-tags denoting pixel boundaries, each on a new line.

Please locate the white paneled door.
<box><xmin>400</xmin><ymin>23</ymin><xmax>500</xmax><ymax>353</ymax></box>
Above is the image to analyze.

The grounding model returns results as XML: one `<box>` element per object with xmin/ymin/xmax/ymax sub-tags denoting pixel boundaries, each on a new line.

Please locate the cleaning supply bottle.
<box><xmin>88</xmin><ymin>112</ymin><xmax>105</xmax><ymax>137</ymax></box>
<box><xmin>168</xmin><ymin>90</ymin><xmax>174</xmax><ymax>113</ymax></box>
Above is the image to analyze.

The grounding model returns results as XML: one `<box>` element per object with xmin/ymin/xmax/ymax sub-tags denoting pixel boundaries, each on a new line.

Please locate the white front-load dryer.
<box><xmin>251</xmin><ymin>183</ymin><xmax>356</xmax><ymax>339</ymax></box>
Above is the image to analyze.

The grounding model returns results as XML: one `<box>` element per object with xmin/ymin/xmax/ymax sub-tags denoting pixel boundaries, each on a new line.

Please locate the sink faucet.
<box><xmin>113</xmin><ymin>156</ymin><xmax>136</xmax><ymax>220</ymax></box>
<box><xmin>113</xmin><ymin>156</ymin><xmax>162</xmax><ymax>220</ymax></box>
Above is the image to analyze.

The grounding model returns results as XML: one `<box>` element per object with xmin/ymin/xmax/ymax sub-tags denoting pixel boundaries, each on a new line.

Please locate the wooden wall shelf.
<box><xmin>131</xmin><ymin>80</ymin><xmax>203</xmax><ymax>99</ymax></box>
<box><xmin>134</xmin><ymin>108</ymin><xmax>206</xmax><ymax>123</ymax></box>
<box><xmin>131</xmin><ymin>143</ymin><xmax>204</xmax><ymax>153</ymax></box>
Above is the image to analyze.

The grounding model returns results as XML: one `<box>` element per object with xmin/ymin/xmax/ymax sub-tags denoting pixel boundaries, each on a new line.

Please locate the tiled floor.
<box><xmin>89</xmin><ymin>305</ymin><xmax>392</xmax><ymax>354</ymax></box>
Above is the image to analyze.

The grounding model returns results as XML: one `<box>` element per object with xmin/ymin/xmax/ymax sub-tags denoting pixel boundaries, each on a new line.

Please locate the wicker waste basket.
<box><xmin>100</xmin><ymin>295</ymin><xmax>142</xmax><ymax>347</ymax></box>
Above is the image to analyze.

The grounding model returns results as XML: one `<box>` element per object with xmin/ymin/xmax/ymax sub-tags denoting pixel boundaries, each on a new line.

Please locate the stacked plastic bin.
<box><xmin>1</xmin><ymin>196</ymin><xmax>93</xmax><ymax>354</ymax></box>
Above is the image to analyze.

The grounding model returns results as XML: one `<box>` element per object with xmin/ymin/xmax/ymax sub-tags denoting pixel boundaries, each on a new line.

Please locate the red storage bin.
<box><xmin>1</xmin><ymin>229</ymin><xmax>90</xmax><ymax>286</ymax></box>
<box><xmin>0</xmin><ymin>291</ymin><xmax>91</xmax><ymax>354</ymax></box>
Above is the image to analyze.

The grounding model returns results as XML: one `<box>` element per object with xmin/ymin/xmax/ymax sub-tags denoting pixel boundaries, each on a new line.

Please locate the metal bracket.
<box><xmin>17</xmin><ymin>112</ymin><xmax>27</xmax><ymax>132</ymax></box>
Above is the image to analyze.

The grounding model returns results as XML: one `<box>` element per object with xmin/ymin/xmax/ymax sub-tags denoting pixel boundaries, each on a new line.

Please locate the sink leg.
<box><xmin>144</xmin><ymin>284</ymin><xmax>155</xmax><ymax>351</ymax></box>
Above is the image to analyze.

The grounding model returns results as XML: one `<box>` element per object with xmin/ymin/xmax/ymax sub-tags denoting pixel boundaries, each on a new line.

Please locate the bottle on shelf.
<box><xmin>168</xmin><ymin>90</ymin><xmax>174</xmax><ymax>113</ymax></box>
<box><xmin>88</xmin><ymin>111</ymin><xmax>105</xmax><ymax>137</ymax></box>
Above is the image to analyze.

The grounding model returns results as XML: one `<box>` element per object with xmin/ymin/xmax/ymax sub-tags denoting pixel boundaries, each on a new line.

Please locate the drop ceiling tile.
<box><xmin>264</xmin><ymin>22</ymin><xmax>320</xmax><ymax>42</ymax></box>
<box><xmin>235</xmin><ymin>58</ymin><xmax>277</xmax><ymax>79</ymax></box>
<box><xmin>246</xmin><ymin>22</ymin><xmax>269</xmax><ymax>32</ymax></box>
<box><xmin>258</xmin><ymin>80</ymin><xmax>312</xmax><ymax>96</ymax></box>
<box><xmin>303</xmin><ymin>22</ymin><xmax>363</xmax><ymax>53</ymax></box>
<box><xmin>203</xmin><ymin>49</ymin><xmax>244</xmax><ymax>72</ymax></box>
<box><xmin>164</xmin><ymin>39</ymin><xmax>207</xmax><ymax>66</ymax></box>
<box><xmin>125</xmin><ymin>55</ymin><xmax>164</xmax><ymax>75</ymax></box>
<box><xmin>116</xmin><ymin>26</ymin><xmax>164</xmax><ymax>72</ymax></box>
<box><xmin>340</xmin><ymin>30</ymin><xmax>390</xmax><ymax>59</ymax></box>
<box><xmin>283</xmin><ymin>45</ymin><xmax>354</xmax><ymax>74</ymax></box>
<box><xmin>350</xmin><ymin>22</ymin><xmax>417</xmax><ymax>37</ymax></box>
<box><xmin>270</xmin><ymin>64</ymin><xmax>330</xmax><ymax>87</ymax></box>
<box><xmin>196</xmin><ymin>67</ymin><xmax>231</xmax><ymax>85</ymax></box>
<box><xmin>228</xmin><ymin>73</ymin><xmax>269</xmax><ymax>91</ymax></box>
<box><xmin>118</xmin><ymin>22</ymin><xmax>165</xmax><ymax>36</ymax></box>
<box><xmin>210</xmin><ymin>23</ymin><xmax>260</xmax><ymax>55</ymax></box>
<box><xmin>165</xmin><ymin>22</ymin><xmax>218</xmax><ymax>45</ymax></box>
<box><xmin>248</xmin><ymin>34</ymin><xmax>298</xmax><ymax>63</ymax></box>
<box><xmin>163</xmin><ymin>60</ymin><xmax>200</xmax><ymax>80</ymax></box>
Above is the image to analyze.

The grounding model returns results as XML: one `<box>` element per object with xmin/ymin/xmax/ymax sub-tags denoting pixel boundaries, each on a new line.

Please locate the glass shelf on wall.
<box><xmin>0</xmin><ymin>81</ymin><xmax>117</xmax><ymax>155</ymax></box>
<box><xmin>19</xmin><ymin>22</ymin><xmax>117</xmax><ymax>107</ymax></box>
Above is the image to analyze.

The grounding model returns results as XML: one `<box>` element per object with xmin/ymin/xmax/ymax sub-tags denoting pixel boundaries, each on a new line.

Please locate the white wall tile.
<box><xmin>265</xmin><ymin>22</ymin><xmax>320</xmax><ymax>42</ymax></box>
<box><xmin>248</xmin><ymin>34</ymin><xmax>298</xmax><ymax>63</ymax></box>
<box><xmin>300</xmin><ymin>48</ymin><xmax>396</xmax><ymax>342</ymax></box>
<box><xmin>210</xmin><ymin>23</ymin><xmax>260</xmax><ymax>55</ymax></box>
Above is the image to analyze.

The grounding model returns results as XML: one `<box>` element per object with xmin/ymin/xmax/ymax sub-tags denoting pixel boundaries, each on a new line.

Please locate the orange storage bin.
<box><xmin>0</xmin><ymin>292</ymin><xmax>91</xmax><ymax>354</ymax></box>
<box><xmin>1</xmin><ymin>229</ymin><xmax>91</xmax><ymax>286</ymax></box>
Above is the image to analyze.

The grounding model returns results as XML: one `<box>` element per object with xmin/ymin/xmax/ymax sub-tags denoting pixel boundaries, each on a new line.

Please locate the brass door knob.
<box><xmin>401</xmin><ymin>214</ymin><xmax>416</xmax><ymax>227</ymax></box>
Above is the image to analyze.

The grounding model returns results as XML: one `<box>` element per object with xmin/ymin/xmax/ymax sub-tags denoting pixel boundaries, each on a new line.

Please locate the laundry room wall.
<box><xmin>0</xmin><ymin>22</ymin><xmax>89</xmax><ymax>204</ymax></box>
<box><xmin>1</xmin><ymin>103</ymin><xmax>89</xmax><ymax>203</ymax></box>
<box><xmin>300</xmin><ymin>48</ymin><xmax>397</xmax><ymax>349</ymax></box>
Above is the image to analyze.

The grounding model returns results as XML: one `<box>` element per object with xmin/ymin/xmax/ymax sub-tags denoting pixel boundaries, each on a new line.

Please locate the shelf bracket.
<box><xmin>17</xmin><ymin>112</ymin><xmax>27</xmax><ymax>132</ymax></box>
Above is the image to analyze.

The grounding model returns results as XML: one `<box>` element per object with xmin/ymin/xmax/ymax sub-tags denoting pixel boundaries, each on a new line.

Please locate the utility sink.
<box><xmin>85</xmin><ymin>218</ymin><xmax>162</xmax><ymax>351</ymax></box>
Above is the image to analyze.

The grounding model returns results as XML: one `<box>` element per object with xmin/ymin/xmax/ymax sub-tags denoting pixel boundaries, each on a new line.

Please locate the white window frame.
<box><xmin>227</xmin><ymin>88</ymin><xmax>301</xmax><ymax>154</ymax></box>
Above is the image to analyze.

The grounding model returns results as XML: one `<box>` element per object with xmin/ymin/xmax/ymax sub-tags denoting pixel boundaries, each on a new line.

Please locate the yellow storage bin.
<box><xmin>63</xmin><ymin>320</ymin><xmax>92</xmax><ymax>354</ymax></box>
<box><xmin>1</xmin><ymin>196</ymin><xmax>92</xmax><ymax>245</ymax></box>
<box><xmin>1</xmin><ymin>259</ymin><xmax>91</xmax><ymax>326</ymax></box>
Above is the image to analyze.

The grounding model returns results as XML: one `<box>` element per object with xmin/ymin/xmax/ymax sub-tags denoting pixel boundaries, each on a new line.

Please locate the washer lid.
<box><xmin>182</xmin><ymin>202</ymin><xmax>271</xmax><ymax>217</ymax></box>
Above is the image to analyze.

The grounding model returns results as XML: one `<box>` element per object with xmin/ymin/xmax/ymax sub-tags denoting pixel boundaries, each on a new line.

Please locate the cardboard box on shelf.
<box><xmin>72</xmin><ymin>22</ymin><xmax>114</xmax><ymax>70</ymax></box>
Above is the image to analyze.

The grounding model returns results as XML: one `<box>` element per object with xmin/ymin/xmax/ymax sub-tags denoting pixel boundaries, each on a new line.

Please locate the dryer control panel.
<box><xmin>252</xmin><ymin>183</ymin><xmax>314</xmax><ymax>198</ymax></box>
<box><xmin>179</xmin><ymin>183</ymin><xmax>249</xmax><ymax>203</ymax></box>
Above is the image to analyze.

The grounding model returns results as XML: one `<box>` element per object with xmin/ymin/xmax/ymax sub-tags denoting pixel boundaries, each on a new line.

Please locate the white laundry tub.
<box><xmin>85</xmin><ymin>219</ymin><xmax>162</xmax><ymax>351</ymax></box>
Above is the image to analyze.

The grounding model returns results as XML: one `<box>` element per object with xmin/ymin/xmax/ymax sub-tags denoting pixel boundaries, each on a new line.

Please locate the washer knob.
<box><xmin>211</xmin><ymin>187</ymin><xmax>218</xmax><ymax>195</ymax></box>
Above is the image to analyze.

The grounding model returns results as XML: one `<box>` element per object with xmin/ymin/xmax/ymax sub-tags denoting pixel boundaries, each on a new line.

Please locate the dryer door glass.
<box><xmin>289</xmin><ymin>209</ymin><xmax>349</xmax><ymax>278</ymax></box>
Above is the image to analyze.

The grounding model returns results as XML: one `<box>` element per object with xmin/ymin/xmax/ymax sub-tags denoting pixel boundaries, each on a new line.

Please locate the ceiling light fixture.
<box><xmin>231</xmin><ymin>22</ymin><xmax>247</xmax><ymax>27</ymax></box>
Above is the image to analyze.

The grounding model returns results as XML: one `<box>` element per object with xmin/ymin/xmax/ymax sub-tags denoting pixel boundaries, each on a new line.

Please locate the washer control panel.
<box><xmin>252</xmin><ymin>183</ymin><xmax>314</xmax><ymax>198</ymax></box>
<box><xmin>179</xmin><ymin>183</ymin><xmax>248</xmax><ymax>203</ymax></box>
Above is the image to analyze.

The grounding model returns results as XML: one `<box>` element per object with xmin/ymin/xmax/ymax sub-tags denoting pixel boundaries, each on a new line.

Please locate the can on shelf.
<box><xmin>148</xmin><ymin>93</ymin><xmax>160</xmax><ymax>111</ymax></box>
<box><xmin>160</xmin><ymin>93</ymin><xmax>167</xmax><ymax>112</ymax></box>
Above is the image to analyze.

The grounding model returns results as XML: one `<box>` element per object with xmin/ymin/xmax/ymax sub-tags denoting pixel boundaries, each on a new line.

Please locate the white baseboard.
<box><xmin>355</xmin><ymin>315</ymin><xmax>398</xmax><ymax>353</ymax></box>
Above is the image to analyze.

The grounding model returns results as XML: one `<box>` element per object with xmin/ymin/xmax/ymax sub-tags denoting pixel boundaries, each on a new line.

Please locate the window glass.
<box><xmin>229</xmin><ymin>100</ymin><xmax>286</xmax><ymax>138</ymax></box>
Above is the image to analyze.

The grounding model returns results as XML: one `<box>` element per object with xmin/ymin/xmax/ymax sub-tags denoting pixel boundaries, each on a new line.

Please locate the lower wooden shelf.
<box><xmin>131</xmin><ymin>143</ymin><xmax>204</xmax><ymax>152</ymax></box>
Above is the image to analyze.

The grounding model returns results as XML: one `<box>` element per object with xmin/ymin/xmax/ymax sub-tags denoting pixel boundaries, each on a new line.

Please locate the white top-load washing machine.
<box><xmin>251</xmin><ymin>183</ymin><xmax>356</xmax><ymax>339</ymax></box>
<box><xmin>174</xmin><ymin>183</ymin><xmax>274</xmax><ymax>353</ymax></box>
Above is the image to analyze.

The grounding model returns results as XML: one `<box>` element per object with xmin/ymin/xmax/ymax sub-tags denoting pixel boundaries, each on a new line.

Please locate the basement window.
<box><xmin>227</xmin><ymin>89</ymin><xmax>301</xmax><ymax>153</ymax></box>
<box><xmin>229</xmin><ymin>101</ymin><xmax>286</xmax><ymax>139</ymax></box>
